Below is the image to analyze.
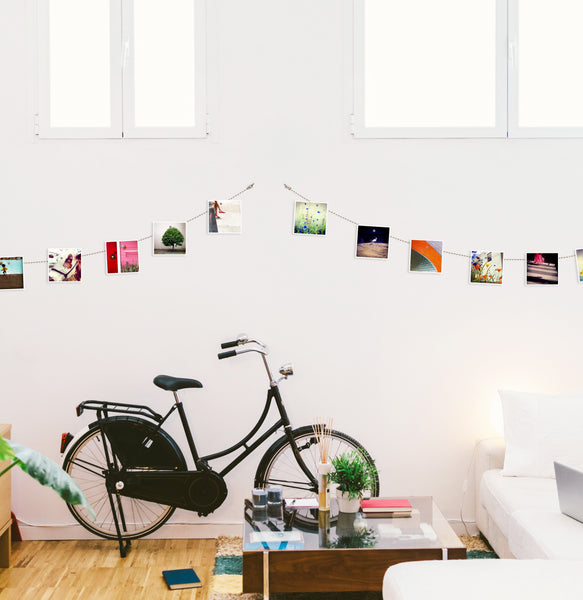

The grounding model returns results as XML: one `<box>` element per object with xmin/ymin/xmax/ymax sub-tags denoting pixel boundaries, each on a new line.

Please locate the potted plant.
<box><xmin>329</xmin><ymin>449</ymin><xmax>378</xmax><ymax>513</ymax></box>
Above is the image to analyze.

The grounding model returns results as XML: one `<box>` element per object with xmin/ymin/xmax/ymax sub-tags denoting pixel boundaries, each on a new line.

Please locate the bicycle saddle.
<box><xmin>153</xmin><ymin>375</ymin><xmax>203</xmax><ymax>392</ymax></box>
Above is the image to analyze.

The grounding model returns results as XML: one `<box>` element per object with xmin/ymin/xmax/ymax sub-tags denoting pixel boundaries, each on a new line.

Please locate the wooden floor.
<box><xmin>0</xmin><ymin>539</ymin><xmax>216</xmax><ymax>600</ymax></box>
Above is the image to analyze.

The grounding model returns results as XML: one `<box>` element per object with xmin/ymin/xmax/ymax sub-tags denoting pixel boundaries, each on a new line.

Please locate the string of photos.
<box><xmin>1</xmin><ymin>181</ymin><xmax>581</xmax><ymax>290</ymax></box>
<box><xmin>0</xmin><ymin>184</ymin><xmax>254</xmax><ymax>289</ymax></box>
<box><xmin>285</xmin><ymin>184</ymin><xmax>577</xmax><ymax>287</ymax></box>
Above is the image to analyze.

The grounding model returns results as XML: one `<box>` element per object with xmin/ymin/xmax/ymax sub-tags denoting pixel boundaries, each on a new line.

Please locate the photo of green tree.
<box><xmin>153</xmin><ymin>222</ymin><xmax>187</xmax><ymax>255</ymax></box>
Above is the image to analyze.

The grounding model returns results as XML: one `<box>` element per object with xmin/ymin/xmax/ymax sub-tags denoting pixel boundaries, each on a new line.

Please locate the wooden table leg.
<box><xmin>263</xmin><ymin>550</ymin><xmax>269</xmax><ymax>600</ymax></box>
<box><xmin>0</xmin><ymin>522</ymin><xmax>11</xmax><ymax>568</ymax></box>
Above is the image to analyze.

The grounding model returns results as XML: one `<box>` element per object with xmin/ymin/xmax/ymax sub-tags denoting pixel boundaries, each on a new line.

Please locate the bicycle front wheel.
<box><xmin>255</xmin><ymin>426</ymin><xmax>379</xmax><ymax>502</ymax></box>
<box><xmin>63</xmin><ymin>420</ymin><xmax>186</xmax><ymax>540</ymax></box>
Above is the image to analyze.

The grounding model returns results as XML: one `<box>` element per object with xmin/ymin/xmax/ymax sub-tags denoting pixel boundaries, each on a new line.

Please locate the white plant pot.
<box><xmin>336</xmin><ymin>490</ymin><xmax>361</xmax><ymax>513</ymax></box>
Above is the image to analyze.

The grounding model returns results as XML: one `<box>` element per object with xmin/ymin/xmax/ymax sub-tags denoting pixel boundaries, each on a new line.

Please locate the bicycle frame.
<box><xmin>76</xmin><ymin>340</ymin><xmax>318</xmax><ymax>492</ymax></box>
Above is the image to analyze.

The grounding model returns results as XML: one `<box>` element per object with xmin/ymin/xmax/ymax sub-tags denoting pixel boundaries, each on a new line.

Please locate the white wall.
<box><xmin>2</xmin><ymin>0</ymin><xmax>583</xmax><ymax>540</ymax></box>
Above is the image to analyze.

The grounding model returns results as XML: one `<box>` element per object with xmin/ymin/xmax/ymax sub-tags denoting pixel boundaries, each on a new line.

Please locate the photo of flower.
<box><xmin>106</xmin><ymin>241</ymin><xmax>139</xmax><ymax>274</ymax></box>
<box><xmin>293</xmin><ymin>201</ymin><xmax>327</xmax><ymax>235</ymax></box>
<box><xmin>0</xmin><ymin>257</ymin><xmax>24</xmax><ymax>290</ymax></box>
<box><xmin>576</xmin><ymin>249</ymin><xmax>583</xmax><ymax>282</ymax></box>
<box><xmin>526</xmin><ymin>253</ymin><xmax>558</xmax><ymax>285</ymax></box>
<box><xmin>153</xmin><ymin>222</ymin><xmax>187</xmax><ymax>255</ymax></box>
<box><xmin>356</xmin><ymin>225</ymin><xmax>390</xmax><ymax>259</ymax></box>
<box><xmin>410</xmin><ymin>240</ymin><xmax>442</xmax><ymax>273</ymax></box>
<box><xmin>470</xmin><ymin>251</ymin><xmax>503</xmax><ymax>284</ymax></box>
<box><xmin>48</xmin><ymin>248</ymin><xmax>82</xmax><ymax>282</ymax></box>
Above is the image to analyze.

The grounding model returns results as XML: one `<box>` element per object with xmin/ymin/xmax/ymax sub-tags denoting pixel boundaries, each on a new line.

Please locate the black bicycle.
<box><xmin>60</xmin><ymin>335</ymin><xmax>379</xmax><ymax>556</ymax></box>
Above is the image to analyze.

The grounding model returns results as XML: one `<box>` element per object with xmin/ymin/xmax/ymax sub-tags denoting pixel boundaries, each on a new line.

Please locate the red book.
<box><xmin>360</xmin><ymin>498</ymin><xmax>412</xmax><ymax>512</ymax></box>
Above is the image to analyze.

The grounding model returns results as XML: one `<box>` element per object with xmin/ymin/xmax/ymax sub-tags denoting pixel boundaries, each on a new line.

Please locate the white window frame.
<box><xmin>351</xmin><ymin>0</ymin><xmax>508</xmax><ymax>139</ymax></box>
<box><xmin>37</xmin><ymin>0</ymin><xmax>207</xmax><ymax>139</ymax></box>
<box><xmin>507</xmin><ymin>1</ymin><xmax>583</xmax><ymax>138</ymax></box>
<box><xmin>352</xmin><ymin>0</ymin><xmax>583</xmax><ymax>139</ymax></box>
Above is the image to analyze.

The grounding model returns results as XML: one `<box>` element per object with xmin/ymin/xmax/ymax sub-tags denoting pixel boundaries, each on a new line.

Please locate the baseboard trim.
<box><xmin>18</xmin><ymin>521</ymin><xmax>244</xmax><ymax>541</ymax></box>
<box><xmin>18</xmin><ymin>518</ymin><xmax>479</xmax><ymax>541</ymax></box>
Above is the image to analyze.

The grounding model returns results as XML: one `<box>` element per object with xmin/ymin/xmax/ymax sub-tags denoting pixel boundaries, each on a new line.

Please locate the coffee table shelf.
<box><xmin>242</xmin><ymin>496</ymin><xmax>466</xmax><ymax>594</ymax></box>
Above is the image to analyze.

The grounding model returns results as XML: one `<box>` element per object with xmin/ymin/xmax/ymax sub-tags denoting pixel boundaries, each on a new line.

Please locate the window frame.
<box><xmin>507</xmin><ymin>0</ymin><xmax>583</xmax><ymax>138</ymax></box>
<box><xmin>36</xmin><ymin>0</ymin><xmax>208</xmax><ymax>139</ymax></box>
<box><xmin>351</xmin><ymin>0</ymin><xmax>508</xmax><ymax>139</ymax></box>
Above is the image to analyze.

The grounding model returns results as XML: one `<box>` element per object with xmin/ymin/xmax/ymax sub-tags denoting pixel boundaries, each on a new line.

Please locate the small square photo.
<box><xmin>576</xmin><ymin>249</ymin><xmax>583</xmax><ymax>282</ymax></box>
<box><xmin>0</xmin><ymin>257</ymin><xmax>24</xmax><ymax>290</ymax></box>
<box><xmin>410</xmin><ymin>240</ymin><xmax>443</xmax><ymax>273</ymax></box>
<box><xmin>153</xmin><ymin>222</ymin><xmax>187</xmax><ymax>255</ymax></box>
<box><xmin>106</xmin><ymin>241</ymin><xmax>139</xmax><ymax>274</ymax></box>
<box><xmin>208</xmin><ymin>199</ymin><xmax>242</xmax><ymax>234</ymax></box>
<box><xmin>356</xmin><ymin>225</ymin><xmax>390</xmax><ymax>259</ymax></box>
<box><xmin>293</xmin><ymin>201</ymin><xmax>327</xmax><ymax>235</ymax></box>
<box><xmin>526</xmin><ymin>253</ymin><xmax>558</xmax><ymax>285</ymax></box>
<box><xmin>48</xmin><ymin>249</ymin><xmax>81</xmax><ymax>282</ymax></box>
<box><xmin>470</xmin><ymin>251</ymin><xmax>503</xmax><ymax>284</ymax></box>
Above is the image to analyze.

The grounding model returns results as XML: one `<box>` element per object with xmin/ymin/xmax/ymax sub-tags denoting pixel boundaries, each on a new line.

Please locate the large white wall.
<box><xmin>2</xmin><ymin>0</ymin><xmax>583</xmax><ymax>540</ymax></box>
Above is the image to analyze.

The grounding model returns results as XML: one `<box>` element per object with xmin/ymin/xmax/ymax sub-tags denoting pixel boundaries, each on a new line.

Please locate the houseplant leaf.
<box><xmin>8</xmin><ymin>440</ymin><xmax>96</xmax><ymax>520</ymax></box>
<box><xmin>0</xmin><ymin>435</ymin><xmax>15</xmax><ymax>462</ymax></box>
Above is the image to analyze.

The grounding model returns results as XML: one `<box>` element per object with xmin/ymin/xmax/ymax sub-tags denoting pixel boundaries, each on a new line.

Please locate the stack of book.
<box><xmin>360</xmin><ymin>498</ymin><xmax>413</xmax><ymax>518</ymax></box>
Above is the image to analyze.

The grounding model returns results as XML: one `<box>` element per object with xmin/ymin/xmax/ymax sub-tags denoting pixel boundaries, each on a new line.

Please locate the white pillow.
<box><xmin>500</xmin><ymin>390</ymin><xmax>583</xmax><ymax>478</ymax></box>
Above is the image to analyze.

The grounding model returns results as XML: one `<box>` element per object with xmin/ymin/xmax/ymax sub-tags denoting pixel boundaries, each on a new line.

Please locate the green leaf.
<box><xmin>8</xmin><ymin>441</ymin><xmax>96</xmax><ymax>521</ymax></box>
<box><xmin>0</xmin><ymin>435</ymin><xmax>15</xmax><ymax>462</ymax></box>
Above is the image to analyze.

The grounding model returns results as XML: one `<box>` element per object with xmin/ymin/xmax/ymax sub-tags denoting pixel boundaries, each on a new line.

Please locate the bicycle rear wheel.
<box><xmin>63</xmin><ymin>417</ymin><xmax>186</xmax><ymax>540</ymax></box>
<box><xmin>254</xmin><ymin>426</ymin><xmax>379</xmax><ymax>526</ymax></box>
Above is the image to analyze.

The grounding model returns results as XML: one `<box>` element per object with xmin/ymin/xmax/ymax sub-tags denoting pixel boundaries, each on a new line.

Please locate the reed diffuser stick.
<box><xmin>313</xmin><ymin>417</ymin><xmax>333</xmax><ymax>511</ymax></box>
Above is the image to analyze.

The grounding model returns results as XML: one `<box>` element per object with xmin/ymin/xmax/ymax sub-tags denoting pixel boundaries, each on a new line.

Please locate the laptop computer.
<box><xmin>554</xmin><ymin>461</ymin><xmax>583</xmax><ymax>523</ymax></box>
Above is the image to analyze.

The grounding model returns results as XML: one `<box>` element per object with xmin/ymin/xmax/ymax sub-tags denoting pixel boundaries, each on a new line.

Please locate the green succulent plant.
<box><xmin>0</xmin><ymin>434</ymin><xmax>95</xmax><ymax>520</ymax></box>
<box><xmin>328</xmin><ymin>449</ymin><xmax>378</xmax><ymax>501</ymax></box>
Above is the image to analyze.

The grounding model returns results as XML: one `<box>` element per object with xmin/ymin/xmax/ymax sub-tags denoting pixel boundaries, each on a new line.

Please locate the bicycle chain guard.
<box><xmin>116</xmin><ymin>469</ymin><xmax>228</xmax><ymax>516</ymax></box>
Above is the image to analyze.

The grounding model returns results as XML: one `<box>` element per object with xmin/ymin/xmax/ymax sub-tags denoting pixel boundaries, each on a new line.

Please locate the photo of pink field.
<box><xmin>120</xmin><ymin>241</ymin><xmax>139</xmax><ymax>273</ymax></box>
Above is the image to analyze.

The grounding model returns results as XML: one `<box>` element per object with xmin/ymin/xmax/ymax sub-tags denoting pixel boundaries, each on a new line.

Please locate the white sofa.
<box><xmin>475</xmin><ymin>436</ymin><xmax>583</xmax><ymax>559</ymax></box>
<box><xmin>381</xmin><ymin>436</ymin><xmax>583</xmax><ymax>599</ymax></box>
<box><xmin>383</xmin><ymin>559</ymin><xmax>583</xmax><ymax>600</ymax></box>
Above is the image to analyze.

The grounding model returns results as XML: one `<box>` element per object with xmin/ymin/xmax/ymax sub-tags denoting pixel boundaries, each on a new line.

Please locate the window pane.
<box><xmin>133</xmin><ymin>0</ymin><xmax>196</xmax><ymax>127</ymax></box>
<box><xmin>49</xmin><ymin>0</ymin><xmax>111</xmax><ymax>128</ymax></box>
<box><xmin>518</xmin><ymin>0</ymin><xmax>583</xmax><ymax>128</ymax></box>
<box><xmin>364</xmin><ymin>0</ymin><xmax>497</xmax><ymax>128</ymax></box>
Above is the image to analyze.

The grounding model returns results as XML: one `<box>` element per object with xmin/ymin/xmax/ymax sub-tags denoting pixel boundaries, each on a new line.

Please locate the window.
<box><xmin>353</xmin><ymin>0</ymin><xmax>583</xmax><ymax>138</ymax></box>
<box><xmin>508</xmin><ymin>0</ymin><xmax>583</xmax><ymax>137</ymax></box>
<box><xmin>37</xmin><ymin>0</ymin><xmax>207</xmax><ymax>139</ymax></box>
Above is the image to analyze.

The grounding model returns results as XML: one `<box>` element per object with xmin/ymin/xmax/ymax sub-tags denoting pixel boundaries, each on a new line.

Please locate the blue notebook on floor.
<box><xmin>162</xmin><ymin>568</ymin><xmax>202</xmax><ymax>590</ymax></box>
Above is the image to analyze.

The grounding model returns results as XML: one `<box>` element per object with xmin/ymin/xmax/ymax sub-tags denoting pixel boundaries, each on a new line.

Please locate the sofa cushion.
<box><xmin>509</xmin><ymin>509</ymin><xmax>583</xmax><ymax>560</ymax></box>
<box><xmin>500</xmin><ymin>390</ymin><xmax>583</xmax><ymax>478</ymax></box>
<box><xmin>382</xmin><ymin>560</ymin><xmax>583</xmax><ymax>600</ymax></box>
<box><xmin>480</xmin><ymin>469</ymin><xmax>558</xmax><ymax>539</ymax></box>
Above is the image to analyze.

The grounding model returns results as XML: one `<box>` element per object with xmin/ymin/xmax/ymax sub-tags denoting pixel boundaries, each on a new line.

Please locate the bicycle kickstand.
<box><xmin>107</xmin><ymin>489</ymin><xmax>132</xmax><ymax>558</ymax></box>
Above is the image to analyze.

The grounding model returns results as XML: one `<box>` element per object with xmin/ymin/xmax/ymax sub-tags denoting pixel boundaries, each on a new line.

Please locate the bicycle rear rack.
<box><xmin>76</xmin><ymin>400</ymin><xmax>164</xmax><ymax>423</ymax></box>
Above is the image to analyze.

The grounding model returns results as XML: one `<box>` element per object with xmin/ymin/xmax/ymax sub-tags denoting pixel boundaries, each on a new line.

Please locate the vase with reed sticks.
<box><xmin>313</xmin><ymin>417</ymin><xmax>333</xmax><ymax>512</ymax></box>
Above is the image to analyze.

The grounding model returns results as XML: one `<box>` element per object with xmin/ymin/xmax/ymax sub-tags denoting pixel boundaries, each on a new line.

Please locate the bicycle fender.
<box><xmin>60</xmin><ymin>424</ymin><xmax>92</xmax><ymax>456</ymax></box>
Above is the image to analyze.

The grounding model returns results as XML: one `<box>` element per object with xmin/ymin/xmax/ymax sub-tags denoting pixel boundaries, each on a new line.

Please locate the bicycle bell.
<box><xmin>279</xmin><ymin>363</ymin><xmax>293</xmax><ymax>377</ymax></box>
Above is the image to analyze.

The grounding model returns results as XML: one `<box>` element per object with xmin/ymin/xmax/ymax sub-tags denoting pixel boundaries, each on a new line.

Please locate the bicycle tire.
<box><xmin>63</xmin><ymin>416</ymin><xmax>187</xmax><ymax>540</ymax></box>
<box><xmin>254</xmin><ymin>426</ymin><xmax>379</xmax><ymax>527</ymax></box>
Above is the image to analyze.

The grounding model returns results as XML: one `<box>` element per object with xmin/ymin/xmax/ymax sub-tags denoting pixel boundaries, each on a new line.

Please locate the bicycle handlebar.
<box><xmin>220</xmin><ymin>340</ymin><xmax>239</xmax><ymax>349</ymax></box>
<box><xmin>218</xmin><ymin>350</ymin><xmax>237</xmax><ymax>360</ymax></box>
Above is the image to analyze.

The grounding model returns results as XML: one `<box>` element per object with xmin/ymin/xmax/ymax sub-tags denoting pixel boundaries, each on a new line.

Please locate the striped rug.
<box><xmin>208</xmin><ymin>535</ymin><xmax>497</xmax><ymax>600</ymax></box>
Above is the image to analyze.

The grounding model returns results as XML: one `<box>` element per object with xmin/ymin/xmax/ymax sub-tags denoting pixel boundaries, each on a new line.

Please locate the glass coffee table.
<box><xmin>242</xmin><ymin>496</ymin><xmax>466</xmax><ymax>596</ymax></box>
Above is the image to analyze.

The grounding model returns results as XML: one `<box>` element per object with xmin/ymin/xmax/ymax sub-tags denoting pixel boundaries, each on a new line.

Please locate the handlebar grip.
<box><xmin>221</xmin><ymin>340</ymin><xmax>239</xmax><ymax>349</ymax></box>
<box><xmin>218</xmin><ymin>350</ymin><xmax>237</xmax><ymax>359</ymax></box>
